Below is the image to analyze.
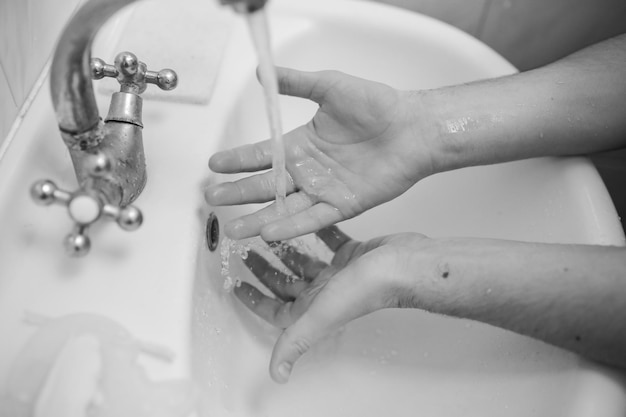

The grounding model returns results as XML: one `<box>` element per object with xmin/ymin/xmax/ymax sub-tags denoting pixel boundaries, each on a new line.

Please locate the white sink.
<box><xmin>0</xmin><ymin>0</ymin><xmax>624</xmax><ymax>416</ymax></box>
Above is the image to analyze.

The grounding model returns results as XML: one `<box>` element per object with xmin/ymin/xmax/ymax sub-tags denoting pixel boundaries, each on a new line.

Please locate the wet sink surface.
<box><xmin>0</xmin><ymin>0</ymin><xmax>625</xmax><ymax>416</ymax></box>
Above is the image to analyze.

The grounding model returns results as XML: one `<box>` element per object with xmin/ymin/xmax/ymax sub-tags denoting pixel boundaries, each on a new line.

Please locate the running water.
<box><xmin>218</xmin><ymin>10</ymin><xmax>332</xmax><ymax>292</ymax></box>
<box><xmin>245</xmin><ymin>9</ymin><xmax>287</xmax><ymax>214</ymax></box>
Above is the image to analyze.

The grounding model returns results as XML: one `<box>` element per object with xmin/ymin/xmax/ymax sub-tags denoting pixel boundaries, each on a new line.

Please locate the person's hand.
<box><xmin>233</xmin><ymin>226</ymin><xmax>430</xmax><ymax>383</ymax></box>
<box><xmin>205</xmin><ymin>67</ymin><xmax>436</xmax><ymax>241</ymax></box>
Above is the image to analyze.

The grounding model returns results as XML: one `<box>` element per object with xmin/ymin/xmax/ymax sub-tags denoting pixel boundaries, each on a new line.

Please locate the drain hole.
<box><xmin>206</xmin><ymin>212</ymin><xmax>220</xmax><ymax>252</ymax></box>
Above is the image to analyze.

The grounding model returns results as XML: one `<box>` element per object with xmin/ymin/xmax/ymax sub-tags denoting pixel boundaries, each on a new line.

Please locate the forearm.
<box><xmin>415</xmin><ymin>34</ymin><xmax>626</xmax><ymax>173</ymax></box>
<box><xmin>403</xmin><ymin>238</ymin><xmax>626</xmax><ymax>368</ymax></box>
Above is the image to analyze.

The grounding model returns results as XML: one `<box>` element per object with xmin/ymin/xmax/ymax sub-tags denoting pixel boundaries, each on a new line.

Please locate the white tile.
<box><xmin>0</xmin><ymin>0</ymin><xmax>28</xmax><ymax>105</ymax></box>
<box><xmin>24</xmin><ymin>0</ymin><xmax>83</xmax><ymax>101</ymax></box>
<box><xmin>0</xmin><ymin>64</ymin><xmax>18</xmax><ymax>148</ymax></box>
<box><xmin>0</xmin><ymin>0</ymin><xmax>81</xmax><ymax>109</ymax></box>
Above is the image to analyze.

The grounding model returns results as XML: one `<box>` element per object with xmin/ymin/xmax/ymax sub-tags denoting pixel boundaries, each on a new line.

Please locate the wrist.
<box><xmin>390</xmin><ymin>236</ymin><xmax>505</xmax><ymax>314</ymax></box>
<box><xmin>392</xmin><ymin>90</ymin><xmax>438</xmax><ymax>180</ymax></box>
<box><xmin>377</xmin><ymin>233</ymin><xmax>451</xmax><ymax>309</ymax></box>
<box><xmin>400</xmin><ymin>88</ymin><xmax>464</xmax><ymax>176</ymax></box>
<box><xmin>412</xmin><ymin>87</ymin><xmax>477</xmax><ymax>174</ymax></box>
<box><xmin>410</xmin><ymin>80</ymin><xmax>525</xmax><ymax>173</ymax></box>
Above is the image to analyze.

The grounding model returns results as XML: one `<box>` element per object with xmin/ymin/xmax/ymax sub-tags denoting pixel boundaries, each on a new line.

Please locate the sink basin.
<box><xmin>0</xmin><ymin>0</ymin><xmax>624</xmax><ymax>416</ymax></box>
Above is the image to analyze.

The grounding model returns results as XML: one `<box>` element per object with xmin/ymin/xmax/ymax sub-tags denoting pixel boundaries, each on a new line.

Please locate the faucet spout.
<box><xmin>37</xmin><ymin>0</ymin><xmax>268</xmax><ymax>256</ymax></box>
<box><xmin>50</xmin><ymin>0</ymin><xmax>268</xmax><ymax>206</ymax></box>
<box><xmin>50</xmin><ymin>0</ymin><xmax>269</xmax><ymax>137</ymax></box>
<box><xmin>50</xmin><ymin>0</ymin><xmax>145</xmax><ymax>207</ymax></box>
<box><xmin>51</xmin><ymin>0</ymin><xmax>137</xmax><ymax>140</ymax></box>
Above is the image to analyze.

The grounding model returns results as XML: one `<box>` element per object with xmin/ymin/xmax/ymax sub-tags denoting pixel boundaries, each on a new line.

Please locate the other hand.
<box><xmin>233</xmin><ymin>226</ymin><xmax>429</xmax><ymax>383</ymax></box>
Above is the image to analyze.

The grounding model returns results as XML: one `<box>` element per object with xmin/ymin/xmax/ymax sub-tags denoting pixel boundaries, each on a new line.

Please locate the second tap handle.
<box><xmin>91</xmin><ymin>52</ymin><xmax>178</xmax><ymax>93</ymax></box>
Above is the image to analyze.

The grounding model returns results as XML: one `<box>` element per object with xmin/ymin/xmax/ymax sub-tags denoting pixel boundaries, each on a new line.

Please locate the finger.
<box><xmin>260</xmin><ymin>203</ymin><xmax>345</xmax><ymax>242</ymax></box>
<box><xmin>233</xmin><ymin>282</ymin><xmax>297</xmax><ymax>328</ymax></box>
<box><xmin>268</xmin><ymin>243</ymin><xmax>328</xmax><ymax>281</ymax></box>
<box><xmin>268</xmin><ymin>259</ymin><xmax>383</xmax><ymax>383</ymax></box>
<box><xmin>208</xmin><ymin>141</ymin><xmax>273</xmax><ymax>174</ymax></box>
<box><xmin>275</xmin><ymin>67</ymin><xmax>334</xmax><ymax>104</ymax></box>
<box><xmin>223</xmin><ymin>191</ymin><xmax>317</xmax><ymax>240</ymax></box>
<box><xmin>205</xmin><ymin>171</ymin><xmax>296</xmax><ymax>206</ymax></box>
<box><xmin>315</xmin><ymin>226</ymin><xmax>352</xmax><ymax>253</ymax></box>
<box><xmin>268</xmin><ymin>295</ymin><xmax>345</xmax><ymax>384</ymax></box>
<box><xmin>242</xmin><ymin>250</ymin><xmax>308</xmax><ymax>301</ymax></box>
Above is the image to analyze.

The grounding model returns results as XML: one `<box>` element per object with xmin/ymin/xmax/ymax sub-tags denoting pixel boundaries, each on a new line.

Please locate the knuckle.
<box><xmin>275</xmin><ymin>302</ymin><xmax>295</xmax><ymax>328</ymax></box>
<box><xmin>252</xmin><ymin>143</ymin><xmax>267</xmax><ymax>164</ymax></box>
<box><xmin>260</xmin><ymin>175</ymin><xmax>275</xmax><ymax>193</ymax></box>
<box><xmin>283</xmin><ymin>328</ymin><xmax>312</xmax><ymax>356</ymax></box>
<box><xmin>233</xmin><ymin>182</ymin><xmax>246</xmax><ymax>202</ymax></box>
<box><xmin>291</xmin><ymin>337</ymin><xmax>312</xmax><ymax>356</ymax></box>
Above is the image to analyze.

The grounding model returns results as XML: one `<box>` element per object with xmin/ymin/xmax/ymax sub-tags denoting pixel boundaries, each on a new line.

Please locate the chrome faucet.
<box><xmin>220</xmin><ymin>0</ymin><xmax>267</xmax><ymax>13</ymax></box>
<box><xmin>31</xmin><ymin>0</ymin><xmax>267</xmax><ymax>257</ymax></box>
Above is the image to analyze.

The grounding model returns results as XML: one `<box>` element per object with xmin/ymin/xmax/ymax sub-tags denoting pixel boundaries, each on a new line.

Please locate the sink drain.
<box><xmin>205</xmin><ymin>212</ymin><xmax>220</xmax><ymax>252</ymax></box>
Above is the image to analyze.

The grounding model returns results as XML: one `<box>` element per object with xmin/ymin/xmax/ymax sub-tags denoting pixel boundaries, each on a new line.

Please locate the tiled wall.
<box><xmin>0</xmin><ymin>0</ymin><xmax>82</xmax><ymax>145</ymax></box>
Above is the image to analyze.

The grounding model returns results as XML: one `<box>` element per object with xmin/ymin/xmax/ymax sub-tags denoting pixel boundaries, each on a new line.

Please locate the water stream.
<box><xmin>245</xmin><ymin>9</ymin><xmax>287</xmax><ymax>214</ymax></box>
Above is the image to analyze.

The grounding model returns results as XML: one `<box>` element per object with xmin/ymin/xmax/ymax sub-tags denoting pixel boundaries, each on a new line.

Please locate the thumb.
<box><xmin>268</xmin><ymin>256</ymin><xmax>388</xmax><ymax>383</ymax></box>
<box><xmin>267</xmin><ymin>273</ymin><xmax>369</xmax><ymax>383</ymax></box>
<box><xmin>272</xmin><ymin>67</ymin><xmax>332</xmax><ymax>104</ymax></box>
<box><xmin>268</xmin><ymin>278</ymin><xmax>346</xmax><ymax>383</ymax></box>
<box><xmin>268</xmin><ymin>314</ymin><xmax>328</xmax><ymax>384</ymax></box>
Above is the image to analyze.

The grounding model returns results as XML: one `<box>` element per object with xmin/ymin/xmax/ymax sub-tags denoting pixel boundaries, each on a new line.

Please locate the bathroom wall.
<box><xmin>0</xmin><ymin>0</ymin><xmax>83</xmax><ymax>147</ymax></box>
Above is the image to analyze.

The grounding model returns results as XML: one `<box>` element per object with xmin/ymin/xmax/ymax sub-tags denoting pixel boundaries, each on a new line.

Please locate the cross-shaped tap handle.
<box><xmin>91</xmin><ymin>51</ymin><xmax>178</xmax><ymax>94</ymax></box>
<box><xmin>30</xmin><ymin>153</ymin><xmax>143</xmax><ymax>257</ymax></box>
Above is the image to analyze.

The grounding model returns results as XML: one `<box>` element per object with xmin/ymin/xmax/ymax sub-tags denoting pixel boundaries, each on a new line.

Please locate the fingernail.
<box><xmin>277</xmin><ymin>362</ymin><xmax>292</xmax><ymax>382</ymax></box>
<box><xmin>204</xmin><ymin>186</ymin><xmax>222</xmax><ymax>203</ymax></box>
<box><xmin>209</xmin><ymin>152</ymin><xmax>235</xmax><ymax>171</ymax></box>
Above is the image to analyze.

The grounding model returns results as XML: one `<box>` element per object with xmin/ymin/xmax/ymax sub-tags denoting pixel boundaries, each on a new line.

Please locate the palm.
<box><xmin>233</xmin><ymin>228</ymin><xmax>373</xmax><ymax>330</ymax></box>
<box><xmin>206</xmin><ymin>68</ymin><xmax>431</xmax><ymax>241</ymax></box>
<box><xmin>289</xmin><ymin>76</ymin><xmax>417</xmax><ymax>213</ymax></box>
